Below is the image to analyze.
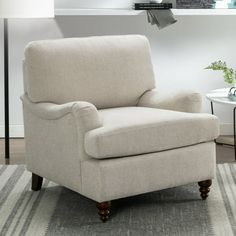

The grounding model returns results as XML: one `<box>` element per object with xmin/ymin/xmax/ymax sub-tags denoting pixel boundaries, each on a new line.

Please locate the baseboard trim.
<box><xmin>0</xmin><ymin>123</ymin><xmax>233</xmax><ymax>138</ymax></box>
<box><xmin>0</xmin><ymin>125</ymin><xmax>24</xmax><ymax>138</ymax></box>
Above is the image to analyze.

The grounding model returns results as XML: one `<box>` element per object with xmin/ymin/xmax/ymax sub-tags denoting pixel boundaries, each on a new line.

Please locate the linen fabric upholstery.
<box><xmin>23</xmin><ymin>102</ymin><xmax>82</xmax><ymax>192</ymax></box>
<box><xmin>85</xmin><ymin>107</ymin><xmax>219</xmax><ymax>159</ymax></box>
<box><xmin>138</xmin><ymin>89</ymin><xmax>202</xmax><ymax>113</ymax></box>
<box><xmin>24</xmin><ymin>35</ymin><xmax>155</xmax><ymax>108</ymax></box>
<box><xmin>22</xmin><ymin>35</ymin><xmax>219</xmax><ymax>206</ymax></box>
<box><xmin>81</xmin><ymin>142</ymin><xmax>216</xmax><ymax>202</ymax></box>
<box><xmin>21</xmin><ymin>95</ymin><xmax>101</xmax><ymax>122</ymax></box>
<box><xmin>22</xmin><ymin>94</ymin><xmax>103</xmax><ymax>193</ymax></box>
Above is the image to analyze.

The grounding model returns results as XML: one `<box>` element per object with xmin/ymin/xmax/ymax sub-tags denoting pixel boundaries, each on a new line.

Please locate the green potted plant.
<box><xmin>205</xmin><ymin>61</ymin><xmax>236</xmax><ymax>101</ymax></box>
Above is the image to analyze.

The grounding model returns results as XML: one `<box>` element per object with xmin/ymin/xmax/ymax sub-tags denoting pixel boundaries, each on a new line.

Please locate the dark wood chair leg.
<box><xmin>32</xmin><ymin>173</ymin><xmax>43</xmax><ymax>191</ymax></box>
<box><xmin>198</xmin><ymin>180</ymin><xmax>212</xmax><ymax>200</ymax></box>
<box><xmin>96</xmin><ymin>201</ymin><xmax>111</xmax><ymax>223</ymax></box>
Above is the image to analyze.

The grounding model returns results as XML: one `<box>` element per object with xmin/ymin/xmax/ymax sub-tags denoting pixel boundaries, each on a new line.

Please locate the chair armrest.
<box><xmin>21</xmin><ymin>95</ymin><xmax>102</xmax><ymax>129</ymax></box>
<box><xmin>138</xmin><ymin>90</ymin><xmax>202</xmax><ymax>113</ymax></box>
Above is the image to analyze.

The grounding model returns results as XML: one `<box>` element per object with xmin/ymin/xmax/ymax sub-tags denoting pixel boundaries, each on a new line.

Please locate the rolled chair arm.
<box><xmin>21</xmin><ymin>95</ymin><xmax>102</xmax><ymax>130</ymax></box>
<box><xmin>138</xmin><ymin>89</ymin><xmax>202</xmax><ymax>113</ymax></box>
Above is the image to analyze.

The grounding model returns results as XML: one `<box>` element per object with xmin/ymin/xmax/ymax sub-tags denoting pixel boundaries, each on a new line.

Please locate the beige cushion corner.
<box><xmin>84</xmin><ymin>107</ymin><xmax>219</xmax><ymax>159</ymax></box>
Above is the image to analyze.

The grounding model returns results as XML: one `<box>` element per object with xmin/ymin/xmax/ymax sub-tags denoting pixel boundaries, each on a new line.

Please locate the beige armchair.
<box><xmin>21</xmin><ymin>35</ymin><xmax>219</xmax><ymax>222</ymax></box>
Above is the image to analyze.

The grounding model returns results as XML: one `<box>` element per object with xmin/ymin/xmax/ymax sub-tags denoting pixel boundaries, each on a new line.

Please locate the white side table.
<box><xmin>206</xmin><ymin>88</ymin><xmax>236</xmax><ymax>160</ymax></box>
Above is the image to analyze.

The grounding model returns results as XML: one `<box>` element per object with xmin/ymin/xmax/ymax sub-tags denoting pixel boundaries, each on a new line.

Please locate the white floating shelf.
<box><xmin>55</xmin><ymin>9</ymin><xmax>145</xmax><ymax>16</ymax></box>
<box><xmin>172</xmin><ymin>9</ymin><xmax>236</xmax><ymax>15</ymax></box>
<box><xmin>55</xmin><ymin>8</ymin><xmax>236</xmax><ymax>16</ymax></box>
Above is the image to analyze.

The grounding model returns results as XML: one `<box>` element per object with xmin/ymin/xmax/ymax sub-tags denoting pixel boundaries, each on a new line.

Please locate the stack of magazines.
<box><xmin>134</xmin><ymin>2</ymin><xmax>173</xmax><ymax>10</ymax></box>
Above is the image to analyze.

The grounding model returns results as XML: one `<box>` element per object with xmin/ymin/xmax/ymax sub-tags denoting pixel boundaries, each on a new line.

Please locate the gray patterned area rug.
<box><xmin>0</xmin><ymin>164</ymin><xmax>236</xmax><ymax>236</ymax></box>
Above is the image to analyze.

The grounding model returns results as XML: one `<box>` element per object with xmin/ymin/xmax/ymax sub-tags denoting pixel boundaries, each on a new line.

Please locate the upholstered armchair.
<box><xmin>21</xmin><ymin>35</ymin><xmax>219</xmax><ymax>222</ymax></box>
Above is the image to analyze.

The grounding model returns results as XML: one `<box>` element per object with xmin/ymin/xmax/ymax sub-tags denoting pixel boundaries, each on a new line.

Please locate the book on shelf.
<box><xmin>134</xmin><ymin>3</ymin><xmax>173</xmax><ymax>10</ymax></box>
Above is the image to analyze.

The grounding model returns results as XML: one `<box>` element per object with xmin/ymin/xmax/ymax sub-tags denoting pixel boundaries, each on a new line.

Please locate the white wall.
<box><xmin>0</xmin><ymin>1</ymin><xmax>236</xmax><ymax>137</ymax></box>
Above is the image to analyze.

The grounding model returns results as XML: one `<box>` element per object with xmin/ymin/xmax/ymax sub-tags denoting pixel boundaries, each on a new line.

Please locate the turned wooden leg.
<box><xmin>198</xmin><ymin>180</ymin><xmax>212</xmax><ymax>200</ymax></box>
<box><xmin>96</xmin><ymin>201</ymin><xmax>111</xmax><ymax>223</ymax></box>
<box><xmin>32</xmin><ymin>173</ymin><xmax>43</xmax><ymax>191</ymax></box>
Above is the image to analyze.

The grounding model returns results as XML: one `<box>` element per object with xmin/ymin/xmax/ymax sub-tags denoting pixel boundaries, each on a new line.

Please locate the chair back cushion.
<box><xmin>24</xmin><ymin>35</ymin><xmax>155</xmax><ymax>108</ymax></box>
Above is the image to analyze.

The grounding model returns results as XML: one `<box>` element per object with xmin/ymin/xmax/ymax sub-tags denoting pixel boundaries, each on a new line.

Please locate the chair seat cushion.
<box><xmin>84</xmin><ymin>107</ymin><xmax>219</xmax><ymax>159</ymax></box>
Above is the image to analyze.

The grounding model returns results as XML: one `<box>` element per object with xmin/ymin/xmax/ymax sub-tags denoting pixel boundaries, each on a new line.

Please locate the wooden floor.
<box><xmin>0</xmin><ymin>138</ymin><xmax>235</xmax><ymax>165</ymax></box>
<box><xmin>0</xmin><ymin>139</ymin><xmax>25</xmax><ymax>165</ymax></box>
